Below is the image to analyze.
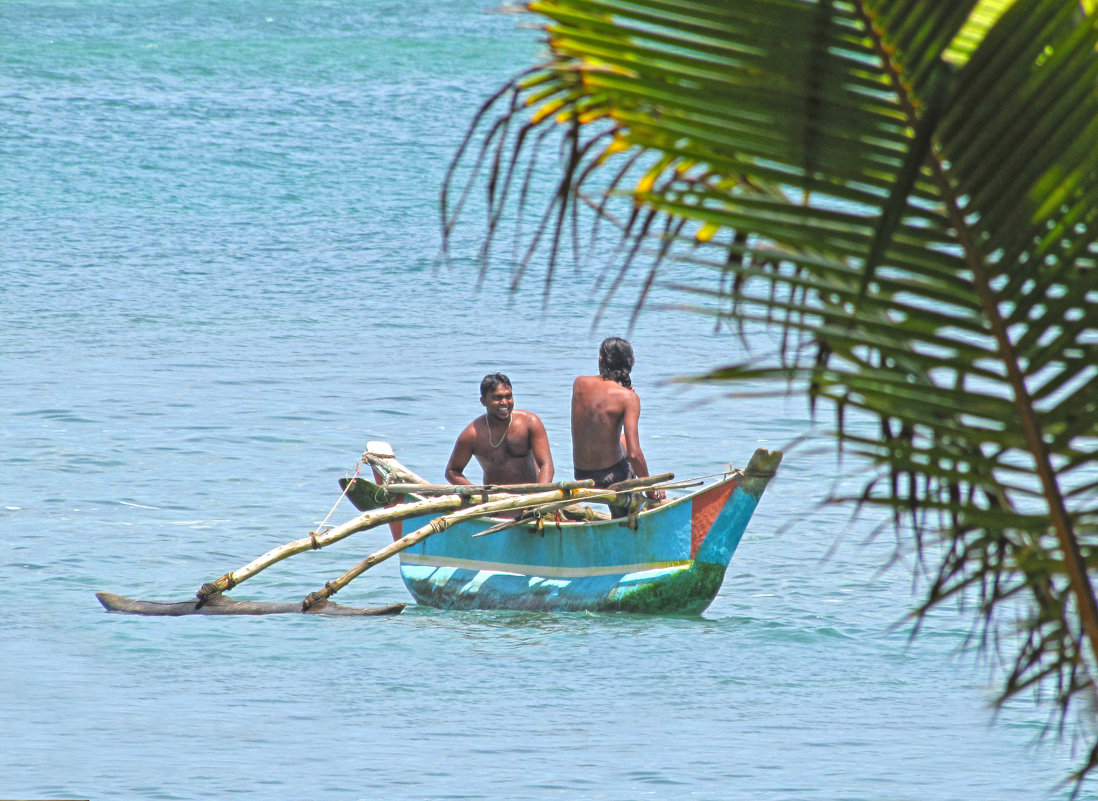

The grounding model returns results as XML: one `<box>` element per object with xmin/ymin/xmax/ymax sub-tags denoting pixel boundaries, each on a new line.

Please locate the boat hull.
<box><xmin>378</xmin><ymin>450</ymin><xmax>780</xmax><ymax>614</ymax></box>
<box><xmin>400</xmin><ymin>558</ymin><xmax>727</xmax><ymax>615</ymax></box>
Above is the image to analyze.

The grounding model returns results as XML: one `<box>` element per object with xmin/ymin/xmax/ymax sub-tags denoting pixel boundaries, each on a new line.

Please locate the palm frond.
<box><xmin>443</xmin><ymin>0</ymin><xmax>1098</xmax><ymax>781</ymax></box>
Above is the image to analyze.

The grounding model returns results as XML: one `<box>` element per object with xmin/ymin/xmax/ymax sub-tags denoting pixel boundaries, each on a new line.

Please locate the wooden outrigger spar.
<box><xmin>95</xmin><ymin>592</ymin><xmax>406</xmax><ymax>617</ymax></box>
<box><xmin>95</xmin><ymin>441</ymin><xmax>780</xmax><ymax>617</ymax></box>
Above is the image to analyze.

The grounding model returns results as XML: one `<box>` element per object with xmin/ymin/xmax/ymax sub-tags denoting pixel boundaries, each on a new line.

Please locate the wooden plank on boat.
<box><xmin>96</xmin><ymin>592</ymin><xmax>404</xmax><ymax>617</ymax></box>
<box><xmin>339</xmin><ymin>476</ymin><xmax>597</xmax><ymax>511</ymax></box>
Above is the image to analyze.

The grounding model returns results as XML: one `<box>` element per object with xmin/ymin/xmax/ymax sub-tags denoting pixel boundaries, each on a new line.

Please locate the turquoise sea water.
<box><xmin>1</xmin><ymin>2</ymin><xmax>1089</xmax><ymax>799</ymax></box>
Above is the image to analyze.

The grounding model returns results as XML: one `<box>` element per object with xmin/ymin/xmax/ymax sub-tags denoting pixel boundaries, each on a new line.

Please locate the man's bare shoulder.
<box><xmin>457</xmin><ymin>417</ymin><xmax>484</xmax><ymax>442</ymax></box>
<box><xmin>586</xmin><ymin>376</ymin><xmax>635</xmax><ymax>399</ymax></box>
<box><xmin>574</xmin><ymin>374</ymin><xmax>612</xmax><ymax>393</ymax></box>
<box><xmin>512</xmin><ymin>408</ymin><xmax>546</xmax><ymax>429</ymax></box>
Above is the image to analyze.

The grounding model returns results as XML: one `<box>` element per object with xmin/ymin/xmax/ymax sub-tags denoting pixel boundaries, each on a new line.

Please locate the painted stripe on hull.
<box><xmin>400</xmin><ymin>552</ymin><xmax>691</xmax><ymax>578</ymax></box>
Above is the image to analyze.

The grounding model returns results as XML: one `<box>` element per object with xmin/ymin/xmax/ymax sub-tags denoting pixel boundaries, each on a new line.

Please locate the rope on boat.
<box><xmin>692</xmin><ymin>467</ymin><xmax>743</xmax><ymax>482</ymax></box>
<box><xmin>312</xmin><ymin>454</ymin><xmax>369</xmax><ymax>538</ymax></box>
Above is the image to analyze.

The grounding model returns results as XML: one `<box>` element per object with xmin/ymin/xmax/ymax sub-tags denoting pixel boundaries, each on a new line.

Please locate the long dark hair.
<box><xmin>598</xmin><ymin>337</ymin><xmax>634</xmax><ymax>389</ymax></box>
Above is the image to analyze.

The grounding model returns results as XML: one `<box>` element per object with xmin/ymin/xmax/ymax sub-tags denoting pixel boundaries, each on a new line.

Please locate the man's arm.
<box><xmin>527</xmin><ymin>413</ymin><xmax>554</xmax><ymax>483</ymax></box>
<box><xmin>622</xmin><ymin>392</ymin><xmax>664</xmax><ymax>501</ymax></box>
<box><xmin>621</xmin><ymin>392</ymin><xmax>647</xmax><ymax>476</ymax></box>
<box><xmin>445</xmin><ymin>425</ymin><xmax>477</xmax><ymax>485</ymax></box>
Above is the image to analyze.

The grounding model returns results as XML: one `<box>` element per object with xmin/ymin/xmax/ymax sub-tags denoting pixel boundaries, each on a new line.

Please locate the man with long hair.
<box><xmin>571</xmin><ymin>337</ymin><xmax>663</xmax><ymax>517</ymax></box>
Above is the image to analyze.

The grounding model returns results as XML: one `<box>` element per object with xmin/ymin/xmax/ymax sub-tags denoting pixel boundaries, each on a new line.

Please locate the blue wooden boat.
<box><xmin>365</xmin><ymin>444</ymin><xmax>781</xmax><ymax>615</ymax></box>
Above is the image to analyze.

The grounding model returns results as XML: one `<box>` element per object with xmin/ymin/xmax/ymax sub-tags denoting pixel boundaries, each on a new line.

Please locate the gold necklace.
<box><xmin>486</xmin><ymin>412</ymin><xmax>512</xmax><ymax>447</ymax></box>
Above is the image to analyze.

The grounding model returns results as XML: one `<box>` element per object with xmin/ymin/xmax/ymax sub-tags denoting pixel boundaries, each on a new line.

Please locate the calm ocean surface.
<box><xmin>1</xmin><ymin>1</ymin><xmax>1088</xmax><ymax>799</ymax></box>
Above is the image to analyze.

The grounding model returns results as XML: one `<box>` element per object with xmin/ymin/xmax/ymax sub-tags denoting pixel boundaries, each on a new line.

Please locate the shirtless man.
<box><xmin>571</xmin><ymin>337</ymin><xmax>663</xmax><ymax>517</ymax></box>
<box><xmin>445</xmin><ymin>373</ymin><xmax>554</xmax><ymax>486</ymax></box>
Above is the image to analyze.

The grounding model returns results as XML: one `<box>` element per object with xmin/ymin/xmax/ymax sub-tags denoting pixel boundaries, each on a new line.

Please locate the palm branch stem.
<box><xmin>855</xmin><ymin>0</ymin><xmax>1098</xmax><ymax>670</ymax></box>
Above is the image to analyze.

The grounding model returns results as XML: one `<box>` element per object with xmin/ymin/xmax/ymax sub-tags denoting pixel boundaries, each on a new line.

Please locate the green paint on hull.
<box><xmin>606</xmin><ymin>560</ymin><xmax>728</xmax><ymax>616</ymax></box>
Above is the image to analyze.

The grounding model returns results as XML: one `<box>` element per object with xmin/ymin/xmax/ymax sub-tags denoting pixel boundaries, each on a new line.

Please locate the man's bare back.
<box><xmin>446</xmin><ymin>375</ymin><xmax>554</xmax><ymax>486</ymax></box>
<box><xmin>571</xmin><ymin>374</ymin><xmax>644</xmax><ymax>473</ymax></box>
<box><xmin>570</xmin><ymin>337</ymin><xmax>662</xmax><ymax>511</ymax></box>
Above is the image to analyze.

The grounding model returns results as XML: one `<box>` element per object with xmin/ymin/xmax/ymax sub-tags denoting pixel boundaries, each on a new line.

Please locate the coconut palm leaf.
<box><xmin>443</xmin><ymin>0</ymin><xmax>1098</xmax><ymax>780</ymax></box>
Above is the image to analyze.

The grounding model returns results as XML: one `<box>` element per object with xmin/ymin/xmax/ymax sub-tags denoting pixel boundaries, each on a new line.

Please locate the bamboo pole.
<box><xmin>301</xmin><ymin>487</ymin><xmax>581</xmax><ymax>609</ymax></box>
<box><xmin>473</xmin><ymin>491</ymin><xmax>622</xmax><ymax>536</ymax></box>
<box><xmin>194</xmin><ymin>491</ymin><xmax>517</xmax><ymax>605</ymax></box>
<box><xmin>472</xmin><ymin>479</ymin><xmax>703</xmax><ymax>537</ymax></box>
<box><xmin>376</xmin><ymin>479</ymin><xmax>596</xmax><ymax>496</ymax></box>
<box><xmin>343</xmin><ymin>477</ymin><xmax>596</xmax><ymax>510</ymax></box>
<box><xmin>606</xmin><ymin>471</ymin><xmax>675</xmax><ymax>491</ymax></box>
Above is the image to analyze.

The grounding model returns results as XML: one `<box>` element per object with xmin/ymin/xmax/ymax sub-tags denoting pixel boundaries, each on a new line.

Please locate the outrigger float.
<box><xmin>96</xmin><ymin>442</ymin><xmax>781</xmax><ymax>617</ymax></box>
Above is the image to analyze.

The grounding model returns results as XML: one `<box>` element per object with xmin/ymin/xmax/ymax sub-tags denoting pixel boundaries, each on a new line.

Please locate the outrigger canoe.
<box><xmin>95</xmin><ymin>442</ymin><xmax>779</xmax><ymax>617</ymax></box>
<box><xmin>361</xmin><ymin>442</ymin><xmax>781</xmax><ymax>615</ymax></box>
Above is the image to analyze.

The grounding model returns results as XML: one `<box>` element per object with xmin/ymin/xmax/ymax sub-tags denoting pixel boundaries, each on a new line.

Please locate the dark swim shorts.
<box><xmin>574</xmin><ymin>457</ymin><xmax>637</xmax><ymax>518</ymax></box>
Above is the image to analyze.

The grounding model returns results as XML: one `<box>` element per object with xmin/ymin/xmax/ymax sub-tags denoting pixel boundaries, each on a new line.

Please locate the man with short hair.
<box><xmin>445</xmin><ymin>373</ymin><xmax>554</xmax><ymax>486</ymax></box>
<box><xmin>571</xmin><ymin>337</ymin><xmax>664</xmax><ymax>517</ymax></box>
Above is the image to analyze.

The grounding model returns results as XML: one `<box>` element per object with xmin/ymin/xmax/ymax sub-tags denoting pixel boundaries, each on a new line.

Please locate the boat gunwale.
<box><xmin>397</xmin><ymin>468</ymin><xmax>745</xmax><ymax>530</ymax></box>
